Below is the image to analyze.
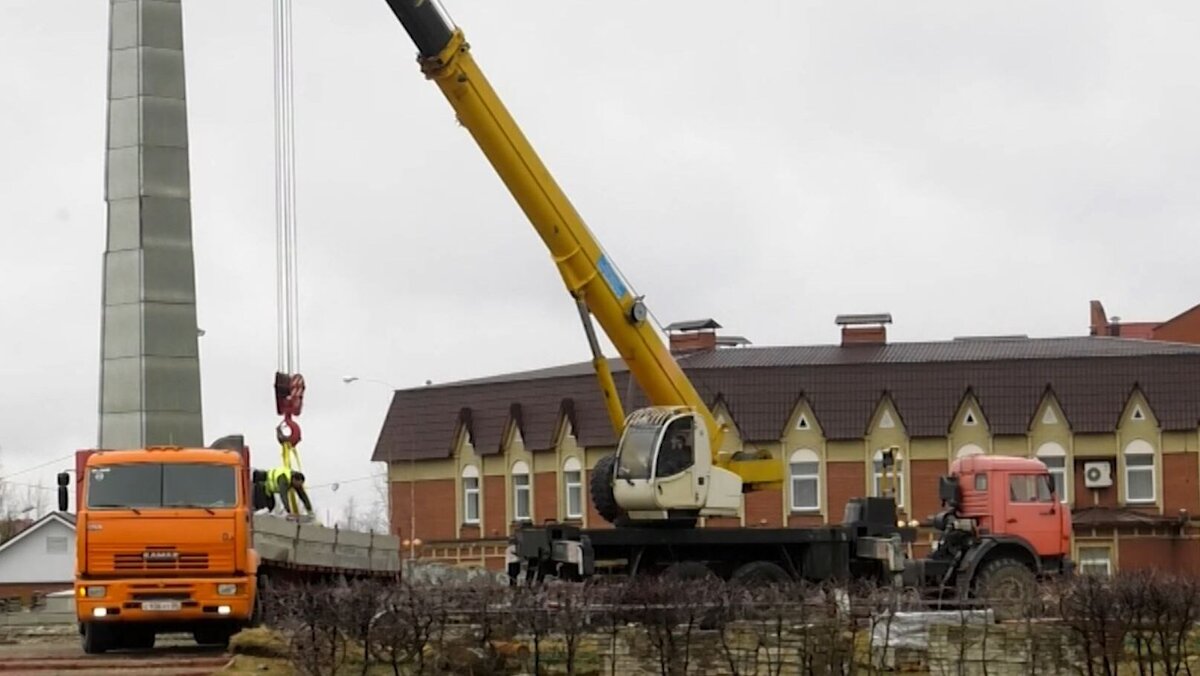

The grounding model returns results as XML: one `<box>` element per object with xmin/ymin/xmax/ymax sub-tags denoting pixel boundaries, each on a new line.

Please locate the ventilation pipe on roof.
<box><xmin>836</xmin><ymin>313</ymin><xmax>891</xmax><ymax>346</ymax></box>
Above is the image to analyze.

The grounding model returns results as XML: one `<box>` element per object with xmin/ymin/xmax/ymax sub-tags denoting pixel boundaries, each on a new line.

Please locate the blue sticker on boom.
<box><xmin>596</xmin><ymin>255</ymin><xmax>628</xmax><ymax>300</ymax></box>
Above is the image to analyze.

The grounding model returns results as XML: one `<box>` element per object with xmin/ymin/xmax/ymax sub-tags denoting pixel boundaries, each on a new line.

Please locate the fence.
<box><xmin>260</xmin><ymin>570</ymin><xmax>1200</xmax><ymax>675</ymax></box>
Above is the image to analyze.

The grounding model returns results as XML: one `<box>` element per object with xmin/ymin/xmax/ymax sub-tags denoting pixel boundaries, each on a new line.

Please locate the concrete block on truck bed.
<box><xmin>251</xmin><ymin>514</ymin><xmax>401</xmax><ymax>573</ymax></box>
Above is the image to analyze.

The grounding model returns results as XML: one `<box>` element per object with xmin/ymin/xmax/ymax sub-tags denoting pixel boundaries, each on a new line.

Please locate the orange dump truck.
<box><xmin>57</xmin><ymin>435</ymin><xmax>400</xmax><ymax>654</ymax></box>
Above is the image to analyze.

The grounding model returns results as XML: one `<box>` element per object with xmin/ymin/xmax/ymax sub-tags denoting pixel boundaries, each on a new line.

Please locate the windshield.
<box><xmin>616</xmin><ymin>425</ymin><xmax>660</xmax><ymax>481</ymax></box>
<box><xmin>87</xmin><ymin>463</ymin><xmax>238</xmax><ymax>509</ymax></box>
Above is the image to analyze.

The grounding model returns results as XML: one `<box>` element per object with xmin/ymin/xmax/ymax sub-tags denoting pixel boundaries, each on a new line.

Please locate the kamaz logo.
<box><xmin>143</xmin><ymin>550</ymin><xmax>178</xmax><ymax>561</ymax></box>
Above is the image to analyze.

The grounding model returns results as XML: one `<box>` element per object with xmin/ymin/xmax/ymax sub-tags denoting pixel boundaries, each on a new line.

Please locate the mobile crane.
<box><xmin>381</xmin><ymin>0</ymin><xmax>780</xmax><ymax>526</ymax></box>
<box><xmin>377</xmin><ymin>2</ymin><xmax>1073</xmax><ymax>613</ymax></box>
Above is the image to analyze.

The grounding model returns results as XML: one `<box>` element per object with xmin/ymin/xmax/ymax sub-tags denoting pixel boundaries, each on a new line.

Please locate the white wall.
<box><xmin>0</xmin><ymin>519</ymin><xmax>75</xmax><ymax>583</ymax></box>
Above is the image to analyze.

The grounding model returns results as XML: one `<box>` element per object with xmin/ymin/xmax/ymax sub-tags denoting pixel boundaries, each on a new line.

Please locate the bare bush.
<box><xmin>369</xmin><ymin>581</ymin><xmax>438</xmax><ymax>675</ymax></box>
<box><xmin>626</xmin><ymin>576</ymin><xmax>711</xmax><ymax>676</ymax></box>
<box><xmin>550</xmin><ymin>579</ymin><xmax>600</xmax><ymax>676</ymax></box>
<box><xmin>273</xmin><ymin>582</ymin><xmax>348</xmax><ymax>676</ymax></box>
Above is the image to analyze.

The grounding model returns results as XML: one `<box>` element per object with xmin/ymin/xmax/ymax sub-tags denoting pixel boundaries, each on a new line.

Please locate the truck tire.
<box><xmin>193</xmin><ymin>626</ymin><xmax>232</xmax><ymax>648</ymax></box>
<box><xmin>125</xmin><ymin>629</ymin><xmax>155</xmax><ymax>650</ymax></box>
<box><xmin>731</xmin><ymin>560</ymin><xmax>791</xmax><ymax>586</ymax></box>
<box><xmin>974</xmin><ymin>557</ymin><xmax>1035</xmax><ymax>622</ymax></box>
<box><xmin>81</xmin><ymin>622</ymin><xmax>110</xmax><ymax>655</ymax></box>
<box><xmin>662</xmin><ymin>560</ymin><xmax>716</xmax><ymax>581</ymax></box>
<box><xmin>590</xmin><ymin>455</ymin><xmax>623</xmax><ymax>524</ymax></box>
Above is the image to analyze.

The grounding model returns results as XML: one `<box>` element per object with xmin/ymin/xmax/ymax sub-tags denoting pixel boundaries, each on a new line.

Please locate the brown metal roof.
<box><xmin>372</xmin><ymin>337</ymin><xmax>1200</xmax><ymax>462</ymax></box>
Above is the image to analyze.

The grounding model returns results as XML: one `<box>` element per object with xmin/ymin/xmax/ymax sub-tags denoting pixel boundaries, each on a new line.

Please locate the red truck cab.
<box><xmin>949</xmin><ymin>454</ymin><xmax>1072</xmax><ymax>559</ymax></box>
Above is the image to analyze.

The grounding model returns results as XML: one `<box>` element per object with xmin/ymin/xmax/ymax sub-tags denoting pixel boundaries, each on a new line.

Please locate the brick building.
<box><xmin>373</xmin><ymin>308</ymin><xmax>1200</xmax><ymax>575</ymax></box>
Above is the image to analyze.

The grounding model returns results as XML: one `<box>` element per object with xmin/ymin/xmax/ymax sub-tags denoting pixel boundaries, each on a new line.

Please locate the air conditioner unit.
<box><xmin>1084</xmin><ymin>461</ymin><xmax>1113</xmax><ymax>488</ymax></box>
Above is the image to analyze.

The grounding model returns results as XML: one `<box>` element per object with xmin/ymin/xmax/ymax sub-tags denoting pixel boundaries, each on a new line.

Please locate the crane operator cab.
<box><xmin>612</xmin><ymin>407</ymin><xmax>742</xmax><ymax>521</ymax></box>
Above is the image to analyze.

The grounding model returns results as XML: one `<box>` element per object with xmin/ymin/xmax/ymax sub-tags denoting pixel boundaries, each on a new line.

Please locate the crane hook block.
<box><xmin>276</xmin><ymin>417</ymin><xmax>302</xmax><ymax>446</ymax></box>
<box><xmin>274</xmin><ymin>372</ymin><xmax>306</xmax><ymax>417</ymax></box>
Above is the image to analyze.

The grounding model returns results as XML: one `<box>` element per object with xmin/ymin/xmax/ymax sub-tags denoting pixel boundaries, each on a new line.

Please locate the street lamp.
<box><xmin>342</xmin><ymin>374</ymin><xmax>414</xmax><ymax>562</ymax></box>
<box><xmin>341</xmin><ymin>375</ymin><xmax>396</xmax><ymax>389</ymax></box>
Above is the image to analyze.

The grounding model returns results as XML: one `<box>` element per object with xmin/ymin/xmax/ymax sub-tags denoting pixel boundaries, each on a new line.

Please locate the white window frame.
<box><xmin>955</xmin><ymin>443</ymin><xmax>985</xmax><ymax>460</ymax></box>
<box><xmin>462</xmin><ymin>465</ymin><xmax>481</xmax><ymax>525</ymax></box>
<box><xmin>563</xmin><ymin>457</ymin><xmax>583</xmax><ymax>520</ymax></box>
<box><xmin>1077</xmin><ymin>545</ymin><xmax>1113</xmax><ymax>577</ymax></box>
<box><xmin>873</xmin><ymin>449</ymin><xmax>905</xmax><ymax>506</ymax></box>
<box><xmin>1123</xmin><ymin>439</ymin><xmax>1156</xmax><ymax>504</ymax></box>
<box><xmin>789</xmin><ymin>449</ymin><xmax>820</xmax><ymax>512</ymax></box>
<box><xmin>511</xmin><ymin>461</ymin><xmax>531</xmax><ymax>522</ymax></box>
<box><xmin>1035</xmin><ymin>442</ymin><xmax>1069</xmax><ymax>504</ymax></box>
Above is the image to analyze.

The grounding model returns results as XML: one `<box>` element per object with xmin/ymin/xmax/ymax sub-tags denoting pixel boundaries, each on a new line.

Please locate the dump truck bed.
<box><xmin>252</xmin><ymin>514</ymin><xmax>401</xmax><ymax>575</ymax></box>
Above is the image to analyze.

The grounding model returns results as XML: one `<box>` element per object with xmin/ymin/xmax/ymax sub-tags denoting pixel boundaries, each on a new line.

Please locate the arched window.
<box><xmin>1124</xmin><ymin>439</ymin><xmax>1156</xmax><ymax>504</ymax></box>
<box><xmin>1035</xmin><ymin>442</ymin><xmax>1068</xmax><ymax>503</ymax></box>
<box><xmin>955</xmin><ymin>444</ymin><xmax>985</xmax><ymax>459</ymax></box>
<box><xmin>461</xmin><ymin>465</ymin><xmax>480</xmax><ymax>525</ymax></box>
<box><xmin>563</xmin><ymin>457</ymin><xmax>583</xmax><ymax>520</ymax></box>
<box><xmin>789</xmin><ymin>449</ymin><xmax>820</xmax><ymax>512</ymax></box>
<box><xmin>511</xmin><ymin>461</ymin><xmax>531</xmax><ymax>522</ymax></box>
<box><xmin>873</xmin><ymin>449</ymin><xmax>905</xmax><ymax>505</ymax></box>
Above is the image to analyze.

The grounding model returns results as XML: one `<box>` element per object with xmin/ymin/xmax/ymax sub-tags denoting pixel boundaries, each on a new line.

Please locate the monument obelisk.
<box><xmin>99</xmin><ymin>0</ymin><xmax>204</xmax><ymax>448</ymax></box>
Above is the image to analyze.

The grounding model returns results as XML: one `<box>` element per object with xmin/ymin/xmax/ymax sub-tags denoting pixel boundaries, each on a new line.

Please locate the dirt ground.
<box><xmin>0</xmin><ymin>631</ymin><xmax>232</xmax><ymax>675</ymax></box>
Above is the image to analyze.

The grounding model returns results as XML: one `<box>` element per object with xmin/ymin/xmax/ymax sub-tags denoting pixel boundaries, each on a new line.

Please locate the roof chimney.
<box><xmin>665</xmin><ymin>319</ymin><xmax>722</xmax><ymax>355</ymax></box>
<box><xmin>836</xmin><ymin>313</ymin><xmax>891</xmax><ymax>346</ymax></box>
<box><xmin>1089</xmin><ymin>300</ymin><xmax>1109</xmax><ymax>336</ymax></box>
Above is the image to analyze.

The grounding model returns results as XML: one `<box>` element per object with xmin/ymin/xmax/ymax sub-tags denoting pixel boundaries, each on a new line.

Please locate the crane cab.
<box><xmin>612</xmin><ymin>407</ymin><xmax>742</xmax><ymax>520</ymax></box>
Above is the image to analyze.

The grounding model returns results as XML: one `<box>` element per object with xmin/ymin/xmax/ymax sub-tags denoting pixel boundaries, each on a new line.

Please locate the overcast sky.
<box><xmin>1</xmin><ymin>1</ymin><xmax>1197</xmax><ymax>523</ymax></box>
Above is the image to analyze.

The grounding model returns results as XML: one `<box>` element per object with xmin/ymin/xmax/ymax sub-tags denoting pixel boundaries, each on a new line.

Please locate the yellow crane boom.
<box><xmin>381</xmin><ymin>1</ymin><xmax>780</xmax><ymax>521</ymax></box>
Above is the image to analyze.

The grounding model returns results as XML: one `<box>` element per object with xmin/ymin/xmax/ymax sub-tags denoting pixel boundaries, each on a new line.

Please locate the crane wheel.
<box><xmin>974</xmin><ymin>557</ymin><xmax>1036</xmax><ymax>622</ymax></box>
<box><xmin>590</xmin><ymin>455</ymin><xmax>624</xmax><ymax>524</ymax></box>
<box><xmin>731</xmin><ymin>560</ymin><xmax>791</xmax><ymax>586</ymax></box>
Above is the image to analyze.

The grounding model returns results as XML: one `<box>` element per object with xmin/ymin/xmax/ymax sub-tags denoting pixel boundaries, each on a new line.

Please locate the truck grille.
<box><xmin>113</xmin><ymin>550</ymin><xmax>209</xmax><ymax>571</ymax></box>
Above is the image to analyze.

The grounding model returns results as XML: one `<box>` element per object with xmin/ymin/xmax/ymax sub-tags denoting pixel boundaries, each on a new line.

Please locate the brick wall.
<box><xmin>1073</xmin><ymin>459</ymin><xmax>1119</xmax><ymax>508</ymax></box>
<box><xmin>910</xmin><ymin>459</ymin><xmax>946</xmax><ymax>521</ymax></box>
<box><xmin>744</xmin><ymin>488</ymin><xmax>783</xmax><ymax>527</ymax></box>
<box><xmin>1153</xmin><ymin>306</ymin><xmax>1200</xmax><ymax>344</ymax></box>
<box><xmin>1163</xmin><ymin>453</ymin><xmax>1200</xmax><ymax>515</ymax></box>
<box><xmin>1118</xmin><ymin>533</ymin><xmax>1200</xmax><ymax>572</ymax></box>
<box><xmin>788</xmin><ymin>513</ymin><xmax>824</xmax><ymax>527</ymax></box>
<box><xmin>827</xmin><ymin>460</ymin><xmax>866</xmax><ymax>522</ymax></box>
<box><xmin>391</xmin><ymin>479</ymin><xmax>456</xmax><ymax>542</ymax></box>
<box><xmin>484</xmin><ymin>475</ymin><xmax>506</xmax><ymax>538</ymax></box>
<box><xmin>534</xmin><ymin>472</ymin><xmax>558</xmax><ymax>523</ymax></box>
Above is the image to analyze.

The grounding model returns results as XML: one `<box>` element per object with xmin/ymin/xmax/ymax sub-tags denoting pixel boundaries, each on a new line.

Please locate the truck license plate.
<box><xmin>142</xmin><ymin>600</ymin><xmax>181</xmax><ymax>611</ymax></box>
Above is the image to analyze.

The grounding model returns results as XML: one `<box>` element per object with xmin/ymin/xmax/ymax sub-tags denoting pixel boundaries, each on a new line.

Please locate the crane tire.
<box><xmin>731</xmin><ymin>560</ymin><xmax>792</xmax><ymax>586</ymax></box>
<box><xmin>590</xmin><ymin>455</ymin><xmax>623</xmax><ymax>524</ymax></box>
<box><xmin>975</xmin><ymin>557</ymin><xmax>1036</xmax><ymax>622</ymax></box>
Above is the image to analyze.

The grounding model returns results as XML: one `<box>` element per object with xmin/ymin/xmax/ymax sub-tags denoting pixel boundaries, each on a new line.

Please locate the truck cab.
<box><xmin>913</xmin><ymin>455</ymin><xmax>1072</xmax><ymax>619</ymax></box>
<box><xmin>61</xmin><ymin>444</ymin><xmax>258</xmax><ymax>654</ymax></box>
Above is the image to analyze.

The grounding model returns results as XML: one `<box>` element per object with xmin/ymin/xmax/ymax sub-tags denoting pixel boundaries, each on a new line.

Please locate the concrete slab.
<box><xmin>251</xmin><ymin>515</ymin><xmax>400</xmax><ymax>573</ymax></box>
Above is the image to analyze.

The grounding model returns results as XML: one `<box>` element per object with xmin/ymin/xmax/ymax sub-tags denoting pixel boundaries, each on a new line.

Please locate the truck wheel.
<box><xmin>731</xmin><ymin>560</ymin><xmax>791</xmax><ymax>586</ymax></box>
<box><xmin>81</xmin><ymin>622</ymin><xmax>109</xmax><ymax>655</ymax></box>
<box><xmin>661</xmin><ymin>560</ymin><xmax>716</xmax><ymax>581</ymax></box>
<box><xmin>590</xmin><ymin>455</ymin><xmax>624</xmax><ymax>524</ymax></box>
<box><xmin>125</xmin><ymin>629</ymin><xmax>155</xmax><ymax>650</ymax></box>
<box><xmin>193</xmin><ymin>627</ymin><xmax>232</xmax><ymax>648</ymax></box>
<box><xmin>975</xmin><ymin>558</ymin><xmax>1035</xmax><ymax>622</ymax></box>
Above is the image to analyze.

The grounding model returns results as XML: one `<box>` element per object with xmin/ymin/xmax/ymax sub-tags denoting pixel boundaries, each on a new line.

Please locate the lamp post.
<box><xmin>342</xmin><ymin>374</ymin><xmax>416</xmax><ymax>563</ymax></box>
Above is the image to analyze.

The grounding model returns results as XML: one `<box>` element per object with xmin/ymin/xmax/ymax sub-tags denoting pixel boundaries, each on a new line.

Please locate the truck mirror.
<box><xmin>57</xmin><ymin>472</ymin><xmax>70</xmax><ymax>487</ymax></box>
<box><xmin>937</xmin><ymin>475</ymin><xmax>961</xmax><ymax>507</ymax></box>
<box><xmin>58</xmin><ymin>486</ymin><xmax>68</xmax><ymax>512</ymax></box>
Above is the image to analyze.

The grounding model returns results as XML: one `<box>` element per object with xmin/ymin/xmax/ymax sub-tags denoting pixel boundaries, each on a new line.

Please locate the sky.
<box><xmin>1</xmin><ymin>1</ymin><xmax>1198</xmax><ymax>524</ymax></box>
